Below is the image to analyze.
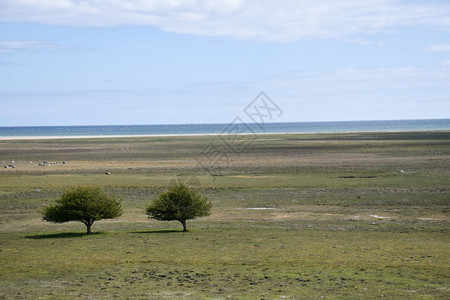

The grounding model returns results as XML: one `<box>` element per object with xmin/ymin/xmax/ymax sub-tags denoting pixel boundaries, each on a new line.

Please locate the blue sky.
<box><xmin>0</xmin><ymin>0</ymin><xmax>449</xmax><ymax>126</ymax></box>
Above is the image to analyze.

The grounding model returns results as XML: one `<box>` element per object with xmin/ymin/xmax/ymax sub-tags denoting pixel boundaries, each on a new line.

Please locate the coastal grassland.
<box><xmin>0</xmin><ymin>132</ymin><xmax>449</xmax><ymax>299</ymax></box>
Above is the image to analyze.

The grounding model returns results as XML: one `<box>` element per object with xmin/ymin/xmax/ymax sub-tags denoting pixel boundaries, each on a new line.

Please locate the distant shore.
<box><xmin>1</xmin><ymin>119</ymin><xmax>449</xmax><ymax>140</ymax></box>
<box><xmin>1</xmin><ymin>129</ymin><xmax>449</xmax><ymax>141</ymax></box>
<box><xmin>0</xmin><ymin>133</ymin><xmax>225</xmax><ymax>141</ymax></box>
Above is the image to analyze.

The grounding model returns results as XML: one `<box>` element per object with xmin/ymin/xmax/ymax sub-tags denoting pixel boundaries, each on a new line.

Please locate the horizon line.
<box><xmin>1</xmin><ymin>118</ymin><xmax>449</xmax><ymax>128</ymax></box>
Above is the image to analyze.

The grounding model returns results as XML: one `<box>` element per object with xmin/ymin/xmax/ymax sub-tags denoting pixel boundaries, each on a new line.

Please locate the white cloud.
<box><xmin>423</xmin><ymin>44</ymin><xmax>450</xmax><ymax>53</ymax></box>
<box><xmin>0</xmin><ymin>0</ymin><xmax>449</xmax><ymax>42</ymax></box>
<box><xmin>0</xmin><ymin>40</ymin><xmax>66</xmax><ymax>53</ymax></box>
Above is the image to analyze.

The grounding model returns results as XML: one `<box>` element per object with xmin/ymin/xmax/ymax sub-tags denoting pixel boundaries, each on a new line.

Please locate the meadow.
<box><xmin>0</xmin><ymin>132</ymin><xmax>449</xmax><ymax>299</ymax></box>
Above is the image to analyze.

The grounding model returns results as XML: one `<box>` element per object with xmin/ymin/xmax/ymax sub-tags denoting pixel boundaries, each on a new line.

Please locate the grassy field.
<box><xmin>0</xmin><ymin>132</ymin><xmax>449</xmax><ymax>299</ymax></box>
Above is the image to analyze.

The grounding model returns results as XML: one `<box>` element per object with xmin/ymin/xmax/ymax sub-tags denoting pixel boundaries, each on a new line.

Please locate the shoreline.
<box><xmin>0</xmin><ymin>129</ymin><xmax>449</xmax><ymax>141</ymax></box>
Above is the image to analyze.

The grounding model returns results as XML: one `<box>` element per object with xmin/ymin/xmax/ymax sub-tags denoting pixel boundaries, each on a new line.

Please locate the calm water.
<box><xmin>0</xmin><ymin>119</ymin><xmax>449</xmax><ymax>137</ymax></box>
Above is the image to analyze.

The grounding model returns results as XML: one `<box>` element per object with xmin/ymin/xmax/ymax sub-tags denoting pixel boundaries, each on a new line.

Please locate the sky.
<box><xmin>0</xmin><ymin>0</ymin><xmax>449</xmax><ymax>126</ymax></box>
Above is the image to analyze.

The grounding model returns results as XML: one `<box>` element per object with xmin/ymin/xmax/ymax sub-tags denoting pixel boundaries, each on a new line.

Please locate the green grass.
<box><xmin>0</xmin><ymin>132</ymin><xmax>449</xmax><ymax>299</ymax></box>
<box><xmin>1</xmin><ymin>226</ymin><xmax>448</xmax><ymax>299</ymax></box>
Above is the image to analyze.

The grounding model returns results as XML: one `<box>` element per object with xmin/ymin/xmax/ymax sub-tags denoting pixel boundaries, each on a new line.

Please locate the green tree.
<box><xmin>146</xmin><ymin>184</ymin><xmax>211</xmax><ymax>232</ymax></box>
<box><xmin>42</xmin><ymin>186</ymin><xmax>123</xmax><ymax>235</ymax></box>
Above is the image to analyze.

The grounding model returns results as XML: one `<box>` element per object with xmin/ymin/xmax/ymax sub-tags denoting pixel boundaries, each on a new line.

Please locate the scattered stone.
<box><xmin>399</xmin><ymin>170</ymin><xmax>405</xmax><ymax>173</ymax></box>
<box><xmin>240</xmin><ymin>207</ymin><xmax>276</xmax><ymax>210</ymax></box>
<box><xmin>369</xmin><ymin>214</ymin><xmax>391</xmax><ymax>219</ymax></box>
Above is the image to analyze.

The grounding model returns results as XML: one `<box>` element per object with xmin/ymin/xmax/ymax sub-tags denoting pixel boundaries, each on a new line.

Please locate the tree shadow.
<box><xmin>132</xmin><ymin>229</ymin><xmax>183</xmax><ymax>234</ymax></box>
<box><xmin>25</xmin><ymin>232</ymin><xmax>104</xmax><ymax>239</ymax></box>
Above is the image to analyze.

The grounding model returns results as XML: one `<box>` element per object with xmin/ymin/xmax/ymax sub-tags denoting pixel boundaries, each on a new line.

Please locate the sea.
<box><xmin>0</xmin><ymin>119</ymin><xmax>449</xmax><ymax>138</ymax></box>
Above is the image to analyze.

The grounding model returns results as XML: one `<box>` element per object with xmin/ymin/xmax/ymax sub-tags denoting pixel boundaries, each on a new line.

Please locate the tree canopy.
<box><xmin>42</xmin><ymin>186</ymin><xmax>122</xmax><ymax>234</ymax></box>
<box><xmin>146</xmin><ymin>184</ymin><xmax>211</xmax><ymax>232</ymax></box>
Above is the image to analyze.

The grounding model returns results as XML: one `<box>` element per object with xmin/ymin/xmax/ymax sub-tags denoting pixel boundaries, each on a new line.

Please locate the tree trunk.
<box><xmin>85</xmin><ymin>221</ymin><xmax>93</xmax><ymax>235</ymax></box>
<box><xmin>180</xmin><ymin>219</ymin><xmax>187</xmax><ymax>232</ymax></box>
